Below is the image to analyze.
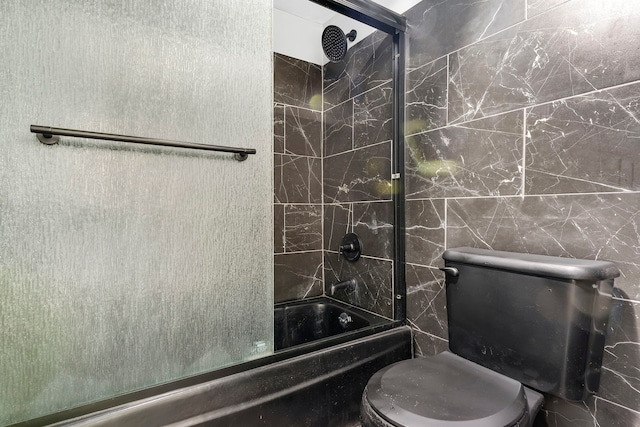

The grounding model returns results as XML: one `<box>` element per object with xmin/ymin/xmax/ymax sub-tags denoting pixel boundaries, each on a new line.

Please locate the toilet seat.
<box><xmin>362</xmin><ymin>351</ymin><xmax>531</xmax><ymax>427</ymax></box>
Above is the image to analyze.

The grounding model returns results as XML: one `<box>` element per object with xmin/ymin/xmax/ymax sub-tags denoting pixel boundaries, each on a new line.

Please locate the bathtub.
<box><xmin>47</xmin><ymin>299</ymin><xmax>410</xmax><ymax>427</ymax></box>
<box><xmin>274</xmin><ymin>296</ymin><xmax>389</xmax><ymax>350</ymax></box>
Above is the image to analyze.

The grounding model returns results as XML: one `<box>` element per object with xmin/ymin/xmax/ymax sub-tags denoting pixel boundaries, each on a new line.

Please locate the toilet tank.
<box><xmin>442</xmin><ymin>247</ymin><xmax>619</xmax><ymax>401</ymax></box>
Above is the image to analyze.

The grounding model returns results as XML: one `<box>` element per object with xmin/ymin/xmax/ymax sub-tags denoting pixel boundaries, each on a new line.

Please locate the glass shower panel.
<box><xmin>0</xmin><ymin>1</ymin><xmax>273</xmax><ymax>425</ymax></box>
<box><xmin>323</xmin><ymin>21</ymin><xmax>397</xmax><ymax>320</ymax></box>
<box><xmin>273</xmin><ymin>0</ymin><xmax>396</xmax><ymax>325</ymax></box>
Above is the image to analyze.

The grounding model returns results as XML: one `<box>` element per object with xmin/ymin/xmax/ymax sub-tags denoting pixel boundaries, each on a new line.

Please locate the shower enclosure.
<box><xmin>273</xmin><ymin>0</ymin><xmax>406</xmax><ymax>325</ymax></box>
<box><xmin>0</xmin><ymin>1</ymin><xmax>406</xmax><ymax>425</ymax></box>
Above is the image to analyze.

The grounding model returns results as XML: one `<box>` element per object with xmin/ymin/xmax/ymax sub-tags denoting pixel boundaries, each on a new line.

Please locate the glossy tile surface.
<box><xmin>527</xmin><ymin>84</ymin><xmax>640</xmax><ymax>194</ymax></box>
<box><xmin>284</xmin><ymin>106</ymin><xmax>321</xmax><ymax>157</ymax></box>
<box><xmin>447</xmin><ymin>193</ymin><xmax>640</xmax><ymax>300</ymax></box>
<box><xmin>405</xmin><ymin>111</ymin><xmax>524</xmax><ymax>199</ymax></box>
<box><xmin>274</xmin><ymin>155</ymin><xmax>322</xmax><ymax>204</ymax></box>
<box><xmin>324</xmin><ymin>142</ymin><xmax>392</xmax><ymax>203</ymax></box>
<box><xmin>405</xmin><ymin>199</ymin><xmax>445</xmax><ymax>267</ymax></box>
<box><xmin>406</xmin><ymin>0</ymin><xmax>525</xmax><ymax>68</ymax></box>
<box><xmin>406</xmin><ymin>57</ymin><xmax>448</xmax><ymax>135</ymax></box>
<box><xmin>324</xmin><ymin>252</ymin><xmax>393</xmax><ymax>318</ymax></box>
<box><xmin>274</xmin><ymin>252</ymin><xmax>323</xmax><ymax>303</ymax></box>
<box><xmin>448</xmin><ymin>1</ymin><xmax>640</xmax><ymax>123</ymax></box>
<box><xmin>274</xmin><ymin>53</ymin><xmax>322</xmax><ymax>110</ymax></box>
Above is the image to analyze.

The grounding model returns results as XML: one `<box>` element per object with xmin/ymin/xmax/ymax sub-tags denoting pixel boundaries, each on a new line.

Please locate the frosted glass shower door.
<box><xmin>0</xmin><ymin>1</ymin><xmax>273</xmax><ymax>425</ymax></box>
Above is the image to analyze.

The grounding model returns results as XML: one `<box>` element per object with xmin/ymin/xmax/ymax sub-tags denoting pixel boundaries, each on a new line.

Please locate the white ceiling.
<box><xmin>273</xmin><ymin>0</ymin><xmax>420</xmax><ymax>65</ymax></box>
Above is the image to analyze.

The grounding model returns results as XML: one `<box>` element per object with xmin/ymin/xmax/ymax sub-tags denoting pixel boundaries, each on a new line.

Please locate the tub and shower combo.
<box><xmin>7</xmin><ymin>0</ymin><xmax>620</xmax><ymax>426</ymax></box>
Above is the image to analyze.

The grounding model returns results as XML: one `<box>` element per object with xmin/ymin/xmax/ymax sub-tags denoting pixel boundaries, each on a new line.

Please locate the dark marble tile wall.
<box><xmin>404</xmin><ymin>0</ymin><xmax>640</xmax><ymax>423</ymax></box>
<box><xmin>273</xmin><ymin>53</ymin><xmax>323</xmax><ymax>303</ymax></box>
<box><xmin>322</xmin><ymin>29</ymin><xmax>395</xmax><ymax>319</ymax></box>
<box><xmin>324</xmin><ymin>252</ymin><xmax>393</xmax><ymax>318</ymax></box>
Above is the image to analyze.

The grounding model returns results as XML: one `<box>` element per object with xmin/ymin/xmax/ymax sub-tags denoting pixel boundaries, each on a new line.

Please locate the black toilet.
<box><xmin>362</xmin><ymin>247</ymin><xmax>620</xmax><ymax>427</ymax></box>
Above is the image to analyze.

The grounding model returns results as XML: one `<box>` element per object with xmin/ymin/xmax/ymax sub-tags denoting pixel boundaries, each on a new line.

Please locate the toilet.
<box><xmin>361</xmin><ymin>247</ymin><xmax>620</xmax><ymax>427</ymax></box>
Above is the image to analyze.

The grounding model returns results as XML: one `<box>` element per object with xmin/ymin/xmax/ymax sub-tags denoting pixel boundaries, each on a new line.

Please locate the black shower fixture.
<box><xmin>322</xmin><ymin>25</ymin><xmax>357</xmax><ymax>62</ymax></box>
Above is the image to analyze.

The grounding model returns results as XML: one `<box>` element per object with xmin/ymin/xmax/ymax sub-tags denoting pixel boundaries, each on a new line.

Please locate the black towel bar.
<box><xmin>30</xmin><ymin>125</ymin><xmax>256</xmax><ymax>161</ymax></box>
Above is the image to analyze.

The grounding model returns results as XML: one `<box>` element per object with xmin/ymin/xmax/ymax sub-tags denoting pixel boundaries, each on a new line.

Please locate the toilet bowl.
<box><xmin>361</xmin><ymin>247</ymin><xmax>620</xmax><ymax>427</ymax></box>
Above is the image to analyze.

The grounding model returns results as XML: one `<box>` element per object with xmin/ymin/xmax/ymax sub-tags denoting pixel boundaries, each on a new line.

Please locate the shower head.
<box><xmin>322</xmin><ymin>26</ymin><xmax>357</xmax><ymax>63</ymax></box>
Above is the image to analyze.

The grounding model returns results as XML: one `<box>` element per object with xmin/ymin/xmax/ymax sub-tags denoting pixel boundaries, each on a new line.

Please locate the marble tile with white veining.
<box><xmin>447</xmin><ymin>193</ymin><xmax>640</xmax><ymax>299</ymax></box>
<box><xmin>413</xmin><ymin>331</ymin><xmax>449</xmax><ymax>358</ymax></box>
<box><xmin>526</xmin><ymin>84</ymin><xmax>640</xmax><ymax>195</ymax></box>
<box><xmin>274</xmin><ymin>203</ymin><xmax>285</xmax><ymax>253</ymax></box>
<box><xmin>324</xmin><ymin>30</ymin><xmax>392</xmax><ymax>109</ymax></box>
<box><xmin>405</xmin><ymin>0</ymin><xmax>526</xmax><ymax>69</ymax></box>
<box><xmin>324</xmin><ymin>142</ymin><xmax>392</xmax><ymax>203</ymax></box>
<box><xmin>274</xmin><ymin>104</ymin><xmax>284</xmax><ymax>154</ymax></box>
<box><xmin>274</xmin><ymin>155</ymin><xmax>322</xmax><ymax>204</ymax></box>
<box><xmin>284</xmin><ymin>106</ymin><xmax>321</xmax><ymax>157</ymax></box>
<box><xmin>354</xmin><ymin>82</ymin><xmax>392</xmax><ymax>148</ymax></box>
<box><xmin>406</xmin><ymin>264</ymin><xmax>447</xmax><ymax>340</ymax></box>
<box><xmin>324</xmin><ymin>203</ymin><xmax>353</xmax><ymax>254</ymax></box>
<box><xmin>448</xmin><ymin>0</ymin><xmax>640</xmax><ymax>123</ymax></box>
<box><xmin>542</xmin><ymin>395</ymin><xmax>640</xmax><ymax>427</ymax></box>
<box><xmin>348</xmin><ymin>30</ymin><xmax>392</xmax><ymax>98</ymax></box>
<box><xmin>598</xmin><ymin>296</ymin><xmax>640</xmax><ymax>413</ymax></box>
<box><xmin>406</xmin><ymin>57</ymin><xmax>448</xmax><ymax>135</ymax></box>
<box><xmin>274</xmin><ymin>252</ymin><xmax>323</xmax><ymax>303</ymax></box>
<box><xmin>323</xmin><ymin>71</ymin><xmax>351</xmax><ymax>111</ymax></box>
<box><xmin>405</xmin><ymin>111</ymin><xmax>523</xmax><ymax>199</ymax></box>
<box><xmin>405</xmin><ymin>199</ymin><xmax>445</xmax><ymax>266</ymax></box>
<box><xmin>324</xmin><ymin>252</ymin><xmax>393</xmax><ymax>318</ymax></box>
<box><xmin>283</xmin><ymin>204</ymin><xmax>322</xmax><ymax>252</ymax></box>
<box><xmin>274</xmin><ymin>53</ymin><xmax>322</xmax><ymax>110</ymax></box>
<box><xmin>353</xmin><ymin>201</ymin><xmax>394</xmax><ymax>260</ymax></box>
<box><xmin>527</xmin><ymin>0</ymin><xmax>570</xmax><ymax>19</ymax></box>
<box><xmin>324</xmin><ymin>99</ymin><xmax>353</xmax><ymax>157</ymax></box>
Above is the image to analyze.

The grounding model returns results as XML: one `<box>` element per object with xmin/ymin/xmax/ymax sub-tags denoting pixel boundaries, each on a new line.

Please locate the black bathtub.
<box><xmin>274</xmin><ymin>297</ymin><xmax>388</xmax><ymax>350</ymax></box>
<box><xmin>53</xmin><ymin>300</ymin><xmax>411</xmax><ymax>427</ymax></box>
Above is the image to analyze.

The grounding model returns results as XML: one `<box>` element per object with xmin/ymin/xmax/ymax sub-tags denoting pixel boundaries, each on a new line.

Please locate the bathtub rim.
<box><xmin>13</xmin><ymin>317</ymin><xmax>401</xmax><ymax>427</ymax></box>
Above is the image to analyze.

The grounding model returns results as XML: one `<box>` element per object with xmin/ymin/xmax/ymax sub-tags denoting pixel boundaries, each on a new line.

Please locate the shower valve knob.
<box><xmin>339</xmin><ymin>233</ymin><xmax>362</xmax><ymax>262</ymax></box>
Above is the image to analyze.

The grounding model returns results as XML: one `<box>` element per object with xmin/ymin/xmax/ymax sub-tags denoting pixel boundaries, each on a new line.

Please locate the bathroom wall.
<box><xmin>273</xmin><ymin>29</ymin><xmax>396</xmax><ymax>320</ymax></box>
<box><xmin>0</xmin><ymin>1</ymin><xmax>273</xmax><ymax>424</ymax></box>
<box><xmin>273</xmin><ymin>53</ymin><xmax>324</xmax><ymax>303</ymax></box>
<box><xmin>404</xmin><ymin>0</ymin><xmax>640</xmax><ymax>425</ymax></box>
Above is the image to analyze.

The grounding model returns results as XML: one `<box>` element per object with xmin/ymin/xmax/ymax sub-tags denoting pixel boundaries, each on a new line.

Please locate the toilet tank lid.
<box><xmin>443</xmin><ymin>247</ymin><xmax>620</xmax><ymax>281</ymax></box>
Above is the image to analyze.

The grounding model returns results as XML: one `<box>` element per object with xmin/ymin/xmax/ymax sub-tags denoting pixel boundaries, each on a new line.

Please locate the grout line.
<box><xmin>325</xmin><ymin>78</ymin><xmax>393</xmax><ymax>112</ymax></box>
<box><xmin>321</xmin><ymin>64</ymin><xmax>326</xmax><ymax>297</ymax></box>
<box><xmin>274</xmin><ymin>202</ymin><xmax>323</xmax><ymax>206</ymax></box>
<box><xmin>443</xmin><ymin>198</ymin><xmax>448</xmax><ymax>250</ymax></box>
<box><xmin>324</xmin><ymin>199</ymin><xmax>394</xmax><ymax>205</ymax></box>
<box><xmin>595</xmin><ymin>397</ymin><xmax>640</xmax><ymax>416</ymax></box>
<box><xmin>406</xmin><ymin>261</ymin><xmax>443</xmax><ymax>269</ymax></box>
<box><xmin>352</xmin><ymin>97</ymin><xmax>355</xmax><ymax>151</ymax></box>
<box><xmin>274</xmin><ymin>102</ymin><xmax>321</xmax><ymax>114</ymax></box>
<box><xmin>276</xmin><ymin>152</ymin><xmax>322</xmax><ymax>160</ymax></box>
<box><xmin>323</xmin><ymin>139</ymin><xmax>392</xmax><ymax>159</ymax></box>
<box><xmin>325</xmin><ymin>250</ymin><xmax>394</xmax><ymax>263</ymax></box>
<box><xmin>445</xmin><ymin>54</ymin><xmax>450</xmax><ymax>126</ymax></box>
<box><xmin>324</xmin><ymin>295</ymin><xmax>394</xmax><ymax>321</ymax></box>
<box><xmin>276</xmin><ymin>249</ymin><xmax>324</xmax><ymax>256</ymax></box>
<box><xmin>413</xmin><ymin>329</ymin><xmax>449</xmax><ymax>342</ymax></box>
<box><xmin>521</xmin><ymin>108</ymin><xmax>527</xmax><ymax>197</ymax></box>
<box><xmin>404</xmin><ymin>190</ymin><xmax>640</xmax><ymax>202</ymax></box>
<box><xmin>613</xmin><ymin>296</ymin><xmax>640</xmax><ymax>304</ymax></box>
<box><xmin>406</xmin><ymin>79</ymin><xmax>640</xmax><ymax>138</ymax></box>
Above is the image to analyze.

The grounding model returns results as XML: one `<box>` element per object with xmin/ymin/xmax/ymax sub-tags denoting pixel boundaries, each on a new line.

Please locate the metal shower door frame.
<box><xmin>310</xmin><ymin>0</ymin><xmax>407</xmax><ymax>323</ymax></box>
